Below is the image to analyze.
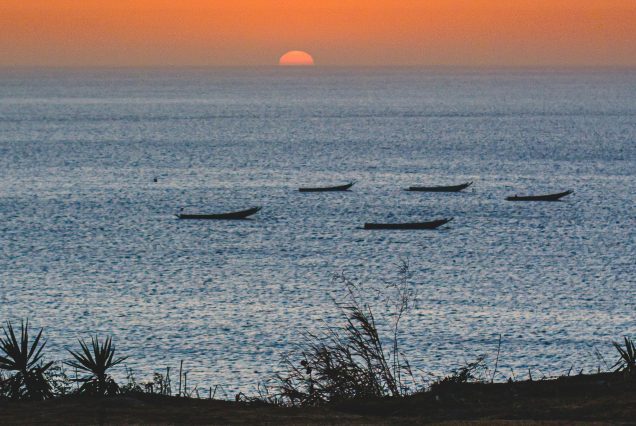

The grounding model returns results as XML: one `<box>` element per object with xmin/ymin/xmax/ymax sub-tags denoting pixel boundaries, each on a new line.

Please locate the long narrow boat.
<box><xmin>406</xmin><ymin>182</ymin><xmax>473</xmax><ymax>192</ymax></box>
<box><xmin>299</xmin><ymin>182</ymin><xmax>355</xmax><ymax>192</ymax></box>
<box><xmin>364</xmin><ymin>218</ymin><xmax>453</xmax><ymax>230</ymax></box>
<box><xmin>506</xmin><ymin>190</ymin><xmax>573</xmax><ymax>202</ymax></box>
<box><xmin>177</xmin><ymin>206</ymin><xmax>261</xmax><ymax>220</ymax></box>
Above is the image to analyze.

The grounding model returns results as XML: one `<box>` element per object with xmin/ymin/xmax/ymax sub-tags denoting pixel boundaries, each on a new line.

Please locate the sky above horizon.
<box><xmin>1</xmin><ymin>0</ymin><xmax>635</xmax><ymax>67</ymax></box>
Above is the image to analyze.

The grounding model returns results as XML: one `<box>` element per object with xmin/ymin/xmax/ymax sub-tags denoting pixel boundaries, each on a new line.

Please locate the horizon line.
<box><xmin>2</xmin><ymin>64</ymin><xmax>636</xmax><ymax>70</ymax></box>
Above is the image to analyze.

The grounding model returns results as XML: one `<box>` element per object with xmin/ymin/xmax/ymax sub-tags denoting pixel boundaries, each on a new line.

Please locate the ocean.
<box><xmin>1</xmin><ymin>67</ymin><xmax>634</xmax><ymax>393</ymax></box>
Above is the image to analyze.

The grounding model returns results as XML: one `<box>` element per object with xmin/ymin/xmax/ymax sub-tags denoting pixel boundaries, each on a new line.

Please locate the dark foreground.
<box><xmin>1</xmin><ymin>372</ymin><xmax>634</xmax><ymax>425</ymax></box>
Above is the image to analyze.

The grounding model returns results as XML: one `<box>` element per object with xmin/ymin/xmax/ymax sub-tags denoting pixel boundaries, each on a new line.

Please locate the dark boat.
<box><xmin>176</xmin><ymin>206</ymin><xmax>261</xmax><ymax>220</ymax></box>
<box><xmin>406</xmin><ymin>181</ymin><xmax>473</xmax><ymax>192</ymax></box>
<box><xmin>299</xmin><ymin>182</ymin><xmax>355</xmax><ymax>192</ymax></box>
<box><xmin>506</xmin><ymin>190</ymin><xmax>573</xmax><ymax>202</ymax></box>
<box><xmin>364</xmin><ymin>218</ymin><xmax>453</xmax><ymax>230</ymax></box>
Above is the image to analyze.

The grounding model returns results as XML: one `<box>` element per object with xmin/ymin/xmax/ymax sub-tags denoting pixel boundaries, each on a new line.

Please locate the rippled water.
<box><xmin>1</xmin><ymin>68</ymin><xmax>635</xmax><ymax>393</ymax></box>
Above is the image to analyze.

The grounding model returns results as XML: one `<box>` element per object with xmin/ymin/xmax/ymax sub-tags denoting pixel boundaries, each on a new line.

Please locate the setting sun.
<box><xmin>279</xmin><ymin>50</ymin><xmax>315</xmax><ymax>66</ymax></box>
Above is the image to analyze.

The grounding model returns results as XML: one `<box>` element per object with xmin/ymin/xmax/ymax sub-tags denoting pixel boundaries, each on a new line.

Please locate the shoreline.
<box><xmin>1</xmin><ymin>371</ymin><xmax>633</xmax><ymax>424</ymax></box>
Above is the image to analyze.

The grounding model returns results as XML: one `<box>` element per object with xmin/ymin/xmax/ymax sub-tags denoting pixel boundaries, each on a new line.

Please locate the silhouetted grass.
<box><xmin>432</xmin><ymin>355</ymin><xmax>488</xmax><ymax>387</ymax></box>
<box><xmin>274</xmin><ymin>263</ymin><xmax>418</xmax><ymax>406</ymax></box>
<box><xmin>142</xmin><ymin>367</ymin><xmax>173</xmax><ymax>395</ymax></box>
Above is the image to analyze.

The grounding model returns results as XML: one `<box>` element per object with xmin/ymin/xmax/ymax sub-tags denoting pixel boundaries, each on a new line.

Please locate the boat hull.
<box><xmin>364</xmin><ymin>218</ymin><xmax>453</xmax><ymax>230</ymax></box>
<box><xmin>177</xmin><ymin>206</ymin><xmax>261</xmax><ymax>220</ymax></box>
<box><xmin>299</xmin><ymin>182</ymin><xmax>355</xmax><ymax>192</ymax></box>
<box><xmin>407</xmin><ymin>182</ymin><xmax>472</xmax><ymax>192</ymax></box>
<box><xmin>506</xmin><ymin>190</ymin><xmax>573</xmax><ymax>202</ymax></box>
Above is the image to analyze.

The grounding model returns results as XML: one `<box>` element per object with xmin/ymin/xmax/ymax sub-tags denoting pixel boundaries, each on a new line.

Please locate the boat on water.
<box><xmin>176</xmin><ymin>206</ymin><xmax>261</xmax><ymax>220</ymax></box>
<box><xmin>299</xmin><ymin>182</ymin><xmax>355</xmax><ymax>192</ymax></box>
<box><xmin>364</xmin><ymin>218</ymin><xmax>453</xmax><ymax>230</ymax></box>
<box><xmin>406</xmin><ymin>182</ymin><xmax>473</xmax><ymax>192</ymax></box>
<box><xmin>506</xmin><ymin>190</ymin><xmax>573</xmax><ymax>202</ymax></box>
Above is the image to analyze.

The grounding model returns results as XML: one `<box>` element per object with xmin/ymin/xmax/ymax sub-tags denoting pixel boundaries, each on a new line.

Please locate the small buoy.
<box><xmin>153</xmin><ymin>177</ymin><xmax>158</xmax><ymax>183</ymax></box>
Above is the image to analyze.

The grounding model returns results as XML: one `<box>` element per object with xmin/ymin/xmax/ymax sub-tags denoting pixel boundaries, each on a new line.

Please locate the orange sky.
<box><xmin>1</xmin><ymin>0</ymin><xmax>635</xmax><ymax>67</ymax></box>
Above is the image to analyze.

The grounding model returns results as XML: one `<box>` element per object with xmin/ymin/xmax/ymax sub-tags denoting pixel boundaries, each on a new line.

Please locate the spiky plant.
<box><xmin>66</xmin><ymin>336</ymin><xmax>127</xmax><ymax>396</ymax></box>
<box><xmin>0</xmin><ymin>320</ymin><xmax>53</xmax><ymax>400</ymax></box>
<box><xmin>612</xmin><ymin>337</ymin><xmax>635</xmax><ymax>376</ymax></box>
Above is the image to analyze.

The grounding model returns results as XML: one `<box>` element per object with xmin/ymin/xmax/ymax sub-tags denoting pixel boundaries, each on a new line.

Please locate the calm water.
<box><xmin>1</xmin><ymin>67</ymin><xmax>635</xmax><ymax>393</ymax></box>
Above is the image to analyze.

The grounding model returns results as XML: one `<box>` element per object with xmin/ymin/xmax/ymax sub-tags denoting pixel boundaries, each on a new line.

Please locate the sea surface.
<box><xmin>0</xmin><ymin>67</ymin><xmax>635</xmax><ymax>394</ymax></box>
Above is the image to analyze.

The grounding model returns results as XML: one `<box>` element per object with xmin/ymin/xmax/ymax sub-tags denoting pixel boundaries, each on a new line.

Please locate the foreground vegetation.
<box><xmin>1</xmin><ymin>267</ymin><xmax>634</xmax><ymax>423</ymax></box>
<box><xmin>0</xmin><ymin>363</ymin><xmax>634</xmax><ymax>424</ymax></box>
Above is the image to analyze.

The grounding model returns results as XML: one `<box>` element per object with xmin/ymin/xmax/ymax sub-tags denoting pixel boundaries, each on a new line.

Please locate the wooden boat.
<box><xmin>299</xmin><ymin>182</ymin><xmax>355</xmax><ymax>192</ymax></box>
<box><xmin>177</xmin><ymin>206</ymin><xmax>261</xmax><ymax>220</ymax></box>
<box><xmin>407</xmin><ymin>181</ymin><xmax>473</xmax><ymax>192</ymax></box>
<box><xmin>506</xmin><ymin>190</ymin><xmax>573</xmax><ymax>202</ymax></box>
<box><xmin>364</xmin><ymin>218</ymin><xmax>453</xmax><ymax>230</ymax></box>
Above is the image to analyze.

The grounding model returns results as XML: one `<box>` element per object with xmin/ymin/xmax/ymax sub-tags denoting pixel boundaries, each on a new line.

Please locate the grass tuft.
<box><xmin>275</xmin><ymin>262</ymin><xmax>418</xmax><ymax>406</ymax></box>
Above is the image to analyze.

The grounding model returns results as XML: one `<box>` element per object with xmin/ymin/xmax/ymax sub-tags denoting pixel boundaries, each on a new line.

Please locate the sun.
<box><xmin>279</xmin><ymin>50</ymin><xmax>314</xmax><ymax>66</ymax></box>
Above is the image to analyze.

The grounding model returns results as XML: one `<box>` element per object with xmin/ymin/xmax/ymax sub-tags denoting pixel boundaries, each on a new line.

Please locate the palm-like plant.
<box><xmin>613</xmin><ymin>336</ymin><xmax>635</xmax><ymax>376</ymax></box>
<box><xmin>66</xmin><ymin>336</ymin><xmax>127</xmax><ymax>396</ymax></box>
<box><xmin>0</xmin><ymin>320</ymin><xmax>53</xmax><ymax>400</ymax></box>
